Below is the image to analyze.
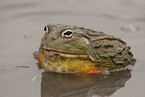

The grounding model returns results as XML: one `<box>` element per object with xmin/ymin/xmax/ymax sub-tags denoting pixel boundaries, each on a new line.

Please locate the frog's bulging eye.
<box><xmin>44</xmin><ymin>26</ymin><xmax>48</xmax><ymax>32</ymax></box>
<box><xmin>62</xmin><ymin>30</ymin><xmax>73</xmax><ymax>38</ymax></box>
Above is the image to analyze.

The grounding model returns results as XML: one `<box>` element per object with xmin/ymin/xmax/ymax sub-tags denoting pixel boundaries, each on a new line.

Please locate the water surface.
<box><xmin>0</xmin><ymin>0</ymin><xmax>145</xmax><ymax>97</ymax></box>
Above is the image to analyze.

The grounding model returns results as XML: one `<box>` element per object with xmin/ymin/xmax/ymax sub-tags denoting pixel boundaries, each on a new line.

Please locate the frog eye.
<box><xmin>62</xmin><ymin>30</ymin><xmax>73</xmax><ymax>38</ymax></box>
<box><xmin>44</xmin><ymin>26</ymin><xmax>48</xmax><ymax>32</ymax></box>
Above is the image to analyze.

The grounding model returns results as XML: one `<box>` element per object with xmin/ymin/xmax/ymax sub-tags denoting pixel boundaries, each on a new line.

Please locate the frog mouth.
<box><xmin>40</xmin><ymin>47</ymin><xmax>89</xmax><ymax>58</ymax></box>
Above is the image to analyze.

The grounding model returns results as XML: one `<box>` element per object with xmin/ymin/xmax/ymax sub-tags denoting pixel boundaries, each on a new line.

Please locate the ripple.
<box><xmin>12</xmin><ymin>10</ymin><xmax>77</xmax><ymax>19</ymax></box>
<box><xmin>121</xmin><ymin>24</ymin><xmax>140</xmax><ymax>32</ymax></box>
<box><xmin>0</xmin><ymin>2</ymin><xmax>37</xmax><ymax>11</ymax></box>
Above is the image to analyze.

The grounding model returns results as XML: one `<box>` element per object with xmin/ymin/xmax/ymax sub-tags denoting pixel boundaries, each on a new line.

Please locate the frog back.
<box><xmin>79</xmin><ymin>28</ymin><xmax>135</xmax><ymax>70</ymax></box>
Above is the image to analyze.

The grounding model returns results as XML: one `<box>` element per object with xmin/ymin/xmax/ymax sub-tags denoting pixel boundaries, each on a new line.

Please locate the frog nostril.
<box><xmin>52</xmin><ymin>36</ymin><xmax>57</xmax><ymax>40</ymax></box>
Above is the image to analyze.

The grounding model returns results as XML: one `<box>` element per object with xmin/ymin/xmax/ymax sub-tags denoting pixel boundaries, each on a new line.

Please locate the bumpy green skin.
<box><xmin>39</xmin><ymin>24</ymin><xmax>135</xmax><ymax>71</ymax></box>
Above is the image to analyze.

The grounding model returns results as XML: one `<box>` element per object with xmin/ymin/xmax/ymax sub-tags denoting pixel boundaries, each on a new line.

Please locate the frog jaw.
<box><xmin>39</xmin><ymin>49</ymin><xmax>100</xmax><ymax>73</ymax></box>
<box><xmin>40</xmin><ymin>46</ymin><xmax>99</xmax><ymax>63</ymax></box>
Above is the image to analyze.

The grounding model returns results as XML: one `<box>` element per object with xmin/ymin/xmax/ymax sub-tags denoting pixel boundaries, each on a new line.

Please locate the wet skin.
<box><xmin>39</xmin><ymin>24</ymin><xmax>135</xmax><ymax>73</ymax></box>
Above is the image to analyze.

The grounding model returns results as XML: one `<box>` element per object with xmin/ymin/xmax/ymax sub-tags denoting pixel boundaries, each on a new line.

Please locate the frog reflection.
<box><xmin>41</xmin><ymin>70</ymin><xmax>131</xmax><ymax>97</ymax></box>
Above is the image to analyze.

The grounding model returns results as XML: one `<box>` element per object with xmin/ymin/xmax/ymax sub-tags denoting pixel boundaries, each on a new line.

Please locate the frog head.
<box><xmin>40</xmin><ymin>24</ymin><xmax>99</xmax><ymax>62</ymax></box>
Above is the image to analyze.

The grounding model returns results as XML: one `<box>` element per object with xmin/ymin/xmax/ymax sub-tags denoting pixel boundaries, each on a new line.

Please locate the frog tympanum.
<box><xmin>39</xmin><ymin>24</ymin><xmax>135</xmax><ymax>73</ymax></box>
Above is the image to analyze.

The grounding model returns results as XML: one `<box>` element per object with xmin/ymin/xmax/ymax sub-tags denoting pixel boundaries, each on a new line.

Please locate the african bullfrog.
<box><xmin>38</xmin><ymin>24</ymin><xmax>135</xmax><ymax>73</ymax></box>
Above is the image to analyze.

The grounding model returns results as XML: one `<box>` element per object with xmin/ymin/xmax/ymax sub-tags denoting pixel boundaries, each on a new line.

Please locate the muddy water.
<box><xmin>0</xmin><ymin>0</ymin><xmax>145</xmax><ymax>97</ymax></box>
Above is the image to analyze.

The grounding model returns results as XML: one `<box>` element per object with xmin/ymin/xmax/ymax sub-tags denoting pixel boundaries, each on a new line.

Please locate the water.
<box><xmin>0</xmin><ymin>0</ymin><xmax>145</xmax><ymax>97</ymax></box>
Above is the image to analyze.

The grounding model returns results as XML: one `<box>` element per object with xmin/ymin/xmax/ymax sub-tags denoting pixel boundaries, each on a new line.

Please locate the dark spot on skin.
<box><xmin>127</xmin><ymin>46</ymin><xmax>131</xmax><ymax>50</ymax></box>
<box><xmin>103</xmin><ymin>44</ymin><xmax>114</xmax><ymax>48</ymax></box>
<box><xmin>134</xmin><ymin>58</ymin><xmax>136</xmax><ymax>62</ymax></box>
<box><xmin>120</xmin><ymin>47</ymin><xmax>125</xmax><ymax>51</ymax></box>
<box><xmin>131</xmin><ymin>58</ymin><xmax>136</xmax><ymax>65</ymax></box>
<box><xmin>128</xmin><ymin>51</ymin><xmax>133</xmax><ymax>57</ymax></box>
<box><xmin>109</xmin><ymin>54</ymin><xmax>115</xmax><ymax>58</ymax></box>
<box><xmin>127</xmin><ymin>60</ymin><xmax>131</xmax><ymax>64</ymax></box>
<box><xmin>118</xmin><ymin>50</ymin><xmax>122</xmax><ymax>54</ymax></box>
<box><xmin>111</xmin><ymin>66</ymin><xmax>115</xmax><ymax>69</ymax></box>
<box><xmin>112</xmin><ymin>59</ymin><xmax>116</xmax><ymax>63</ymax></box>
<box><xmin>94</xmin><ymin>45</ymin><xmax>102</xmax><ymax>48</ymax></box>
<box><xmin>124</xmin><ymin>57</ymin><xmax>128</xmax><ymax>61</ymax></box>
<box><xmin>131</xmin><ymin>58</ymin><xmax>136</xmax><ymax>62</ymax></box>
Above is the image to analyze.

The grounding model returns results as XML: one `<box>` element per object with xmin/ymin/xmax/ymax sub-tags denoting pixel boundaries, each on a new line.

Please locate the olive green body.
<box><xmin>39</xmin><ymin>24</ymin><xmax>135</xmax><ymax>73</ymax></box>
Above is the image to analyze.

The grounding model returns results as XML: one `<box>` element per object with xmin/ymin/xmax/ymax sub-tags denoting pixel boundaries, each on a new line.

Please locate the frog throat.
<box><xmin>39</xmin><ymin>49</ymin><xmax>101</xmax><ymax>73</ymax></box>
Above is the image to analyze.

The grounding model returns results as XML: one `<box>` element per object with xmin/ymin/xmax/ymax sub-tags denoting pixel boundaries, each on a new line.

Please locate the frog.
<box><xmin>38</xmin><ymin>24</ymin><xmax>136</xmax><ymax>73</ymax></box>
